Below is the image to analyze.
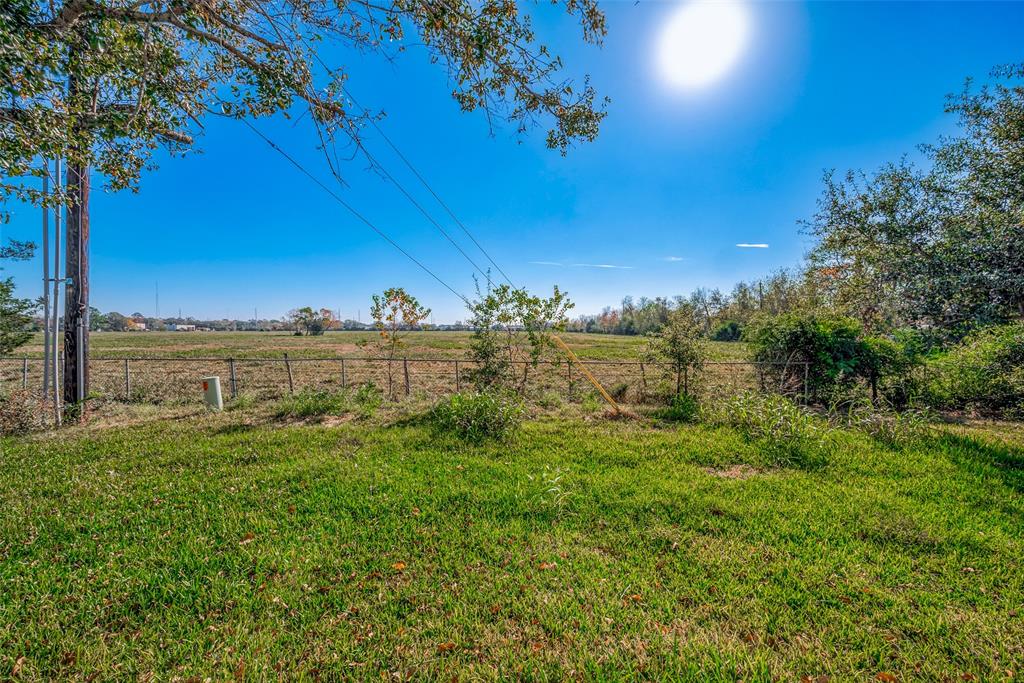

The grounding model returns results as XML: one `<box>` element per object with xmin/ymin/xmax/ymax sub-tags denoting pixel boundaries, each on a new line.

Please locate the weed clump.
<box><xmin>273</xmin><ymin>384</ymin><xmax>382</xmax><ymax>419</ymax></box>
<box><xmin>0</xmin><ymin>389</ymin><xmax>38</xmax><ymax>435</ymax></box>
<box><xmin>656</xmin><ymin>393</ymin><xmax>700</xmax><ymax>423</ymax></box>
<box><xmin>429</xmin><ymin>391</ymin><xmax>524</xmax><ymax>442</ymax></box>
<box><xmin>830</xmin><ymin>398</ymin><xmax>933</xmax><ymax>449</ymax></box>
<box><xmin>706</xmin><ymin>392</ymin><xmax>832</xmax><ymax>468</ymax></box>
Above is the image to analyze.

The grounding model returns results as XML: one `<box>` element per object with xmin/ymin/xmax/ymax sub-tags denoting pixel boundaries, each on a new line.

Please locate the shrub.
<box><xmin>746</xmin><ymin>312</ymin><xmax>863</xmax><ymax>402</ymax></box>
<box><xmin>706</xmin><ymin>392</ymin><xmax>832</xmax><ymax>468</ymax></box>
<box><xmin>0</xmin><ymin>389</ymin><xmax>38</xmax><ymax>435</ymax></box>
<box><xmin>925</xmin><ymin>322</ymin><xmax>1024</xmax><ymax>417</ymax></box>
<box><xmin>429</xmin><ymin>391</ymin><xmax>524</xmax><ymax>441</ymax></box>
<box><xmin>608</xmin><ymin>382</ymin><xmax>630</xmax><ymax>402</ymax></box>
<box><xmin>656</xmin><ymin>393</ymin><xmax>700</xmax><ymax>423</ymax></box>
<box><xmin>712</xmin><ymin>320</ymin><xmax>742</xmax><ymax>342</ymax></box>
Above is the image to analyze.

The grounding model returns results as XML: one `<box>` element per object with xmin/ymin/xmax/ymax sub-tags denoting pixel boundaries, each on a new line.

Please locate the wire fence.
<box><xmin>0</xmin><ymin>355</ymin><xmax>810</xmax><ymax>406</ymax></box>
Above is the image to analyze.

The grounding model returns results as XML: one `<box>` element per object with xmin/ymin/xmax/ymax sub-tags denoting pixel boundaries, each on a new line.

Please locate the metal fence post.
<box><xmin>228</xmin><ymin>358</ymin><xmax>237</xmax><ymax>399</ymax></box>
<box><xmin>454</xmin><ymin>360</ymin><xmax>461</xmax><ymax>392</ymax></box>
<box><xmin>284</xmin><ymin>353</ymin><xmax>294</xmax><ymax>394</ymax></box>
<box><xmin>22</xmin><ymin>358</ymin><xmax>28</xmax><ymax>389</ymax></box>
<box><xmin>403</xmin><ymin>358</ymin><xmax>410</xmax><ymax>396</ymax></box>
<box><xmin>340</xmin><ymin>357</ymin><xmax>347</xmax><ymax>390</ymax></box>
<box><xmin>124</xmin><ymin>358</ymin><xmax>131</xmax><ymax>401</ymax></box>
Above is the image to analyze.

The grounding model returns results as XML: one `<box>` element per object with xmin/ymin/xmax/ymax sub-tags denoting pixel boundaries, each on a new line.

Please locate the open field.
<box><xmin>14</xmin><ymin>331</ymin><xmax>750</xmax><ymax>361</ymax></box>
<box><xmin>2</xmin><ymin>403</ymin><xmax>1022</xmax><ymax>680</ymax></box>
<box><xmin>5</xmin><ymin>333</ymin><xmax>763</xmax><ymax>407</ymax></box>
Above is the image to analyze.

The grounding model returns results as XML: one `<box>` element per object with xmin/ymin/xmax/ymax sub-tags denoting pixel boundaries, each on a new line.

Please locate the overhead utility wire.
<box><xmin>239</xmin><ymin>117</ymin><xmax>471</xmax><ymax>306</ymax></box>
<box><xmin>299</xmin><ymin>45</ymin><xmax>516</xmax><ymax>288</ymax></box>
<box><xmin>344</xmin><ymin>87</ymin><xmax>517</xmax><ymax>288</ymax></box>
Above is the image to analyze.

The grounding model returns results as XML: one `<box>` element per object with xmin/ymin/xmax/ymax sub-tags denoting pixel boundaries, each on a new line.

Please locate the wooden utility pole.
<box><xmin>63</xmin><ymin>161</ymin><xmax>90</xmax><ymax>406</ymax></box>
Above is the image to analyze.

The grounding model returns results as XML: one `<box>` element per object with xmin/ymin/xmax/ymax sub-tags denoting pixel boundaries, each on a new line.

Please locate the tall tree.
<box><xmin>807</xmin><ymin>64</ymin><xmax>1024</xmax><ymax>339</ymax></box>
<box><xmin>0</xmin><ymin>240</ymin><xmax>37</xmax><ymax>356</ymax></box>
<box><xmin>1</xmin><ymin>0</ymin><xmax>608</xmax><ymax>407</ymax></box>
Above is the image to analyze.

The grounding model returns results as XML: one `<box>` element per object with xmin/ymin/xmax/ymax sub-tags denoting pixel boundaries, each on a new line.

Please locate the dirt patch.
<box><xmin>703</xmin><ymin>464</ymin><xmax>762</xmax><ymax>479</ymax></box>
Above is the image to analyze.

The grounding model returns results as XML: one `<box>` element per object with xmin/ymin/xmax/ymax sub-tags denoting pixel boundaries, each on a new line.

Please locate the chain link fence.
<box><xmin>1</xmin><ymin>355</ymin><xmax>809</xmax><ymax>406</ymax></box>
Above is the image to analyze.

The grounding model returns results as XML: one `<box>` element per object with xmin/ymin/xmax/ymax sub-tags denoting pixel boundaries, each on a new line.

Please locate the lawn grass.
<box><xmin>2</xmin><ymin>406</ymin><xmax>1022</xmax><ymax>680</ymax></box>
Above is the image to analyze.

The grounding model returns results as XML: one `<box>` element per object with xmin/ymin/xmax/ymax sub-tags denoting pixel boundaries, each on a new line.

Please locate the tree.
<box><xmin>2</xmin><ymin>0</ymin><xmax>608</xmax><ymax>407</ymax></box>
<box><xmin>367</xmin><ymin>288</ymin><xmax>430</xmax><ymax>397</ymax></box>
<box><xmin>643</xmin><ymin>302</ymin><xmax>706</xmax><ymax>397</ymax></box>
<box><xmin>807</xmin><ymin>64</ymin><xmax>1024</xmax><ymax>339</ymax></box>
<box><xmin>287</xmin><ymin>307</ymin><xmax>326</xmax><ymax>336</ymax></box>
<box><xmin>0</xmin><ymin>240</ymin><xmax>37</xmax><ymax>355</ymax></box>
<box><xmin>466</xmin><ymin>281</ymin><xmax>573</xmax><ymax>393</ymax></box>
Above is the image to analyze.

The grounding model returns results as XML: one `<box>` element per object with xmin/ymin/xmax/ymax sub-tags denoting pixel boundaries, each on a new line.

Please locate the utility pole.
<box><xmin>63</xmin><ymin>157</ymin><xmax>90</xmax><ymax>406</ymax></box>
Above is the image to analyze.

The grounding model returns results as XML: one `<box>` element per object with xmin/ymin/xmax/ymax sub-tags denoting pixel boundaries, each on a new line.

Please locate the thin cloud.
<box><xmin>736</xmin><ymin>243</ymin><xmax>769</xmax><ymax>249</ymax></box>
<box><xmin>529</xmin><ymin>261</ymin><xmax>565</xmax><ymax>266</ymax></box>
<box><xmin>662</xmin><ymin>256</ymin><xmax>686</xmax><ymax>262</ymax></box>
<box><xmin>571</xmin><ymin>263</ymin><xmax>634</xmax><ymax>270</ymax></box>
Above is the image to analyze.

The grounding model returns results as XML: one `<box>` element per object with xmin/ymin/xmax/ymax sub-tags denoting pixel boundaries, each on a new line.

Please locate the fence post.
<box><xmin>124</xmin><ymin>358</ymin><xmax>131</xmax><ymax>400</ymax></box>
<box><xmin>640</xmin><ymin>362</ymin><xmax>647</xmax><ymax>400</ymax></box>
<box><xmin>22</xmin><ymin>358</ymin><xmax>28</xmax><ymax>389</ymax></box>
<box><xmin>455</xmin><ymin>360</ymin><xmax>461</xmax><ymax>392</ymax></box>
<box><xmin>675</xmin><ymin>364</ymin><xmax>681</xmax><ymax>395</ymax></box>
<box><xmin>403</xmin><ymin>358</ymin><xmax>410</xmax><ymax>396</ymax></box>
<box><xmin>683</xmin><ymin>367</ymin><xmax>689</xmax><ymax>396</ymax></box>
<box><xmin>284</xmin><ymin>353</ymin><xmax>294</xmax><ymax>394</ymax></box>
<box><xmin>228</xmin><ymin>358</ymin><xmax>237</xmax><ymax>399</ymax></box>
<box><xmin>803</xmin><ymin>362</ymin><xmax>810</xmax><ymax>404</ymax></box>
<box><xmin>341</xmin><ymin>358</ymin><xmax>347</xmax><ymax>390</ymax></box>
<box><xmin>566</xmin><ymin>360</ymin><xmax>572</xmax><ymax>398</ymax></box>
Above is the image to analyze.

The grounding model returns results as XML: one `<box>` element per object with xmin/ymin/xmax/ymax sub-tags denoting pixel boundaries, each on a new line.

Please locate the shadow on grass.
<box><xmin>926</xmin><ymin>431</ymin><xmax>1024</xmax><ymax>492</ymax></box>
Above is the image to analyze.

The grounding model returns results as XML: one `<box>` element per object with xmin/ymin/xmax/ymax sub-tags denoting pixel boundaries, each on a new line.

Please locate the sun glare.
<box><xmin>657</xmin><ymin>1</ymin><xmax>751</xmax><ymax>90</ymax></box>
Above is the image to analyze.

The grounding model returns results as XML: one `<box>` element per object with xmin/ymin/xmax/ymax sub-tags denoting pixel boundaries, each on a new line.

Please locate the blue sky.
<box><xmin>4</xmin><ymin>1</ymin><xmax>1024</xmax><ymax>322</ymax></box>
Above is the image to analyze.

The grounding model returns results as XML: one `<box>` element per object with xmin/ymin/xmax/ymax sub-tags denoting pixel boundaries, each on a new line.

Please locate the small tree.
<box><xmin>368</xmin><ymin>288</ymin><xmax>430</xmax><ymax>398</ymax></box>
<box><xmin>466</xmin><ymin>281</ymin><xmax>573</xmax><ymax>393</ymax></box>
<box><xmin>644</xmin><ymin>302</ymin><xmax>706</xmax><ymax>397</ymax></box>
<box><xmin>0</xmin><ymin>240</ymin><xmax>36</xmax><ymax>356</ymax></box>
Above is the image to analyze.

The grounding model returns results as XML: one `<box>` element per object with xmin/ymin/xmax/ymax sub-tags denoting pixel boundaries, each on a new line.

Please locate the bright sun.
<box><xmin>657</xmin><ymin>1</ymin><xmax>751</xmax><ymax>90</ymax></box>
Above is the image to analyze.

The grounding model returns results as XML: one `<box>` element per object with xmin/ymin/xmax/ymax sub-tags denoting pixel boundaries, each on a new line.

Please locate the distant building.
<box><xmin>169</xmin><ymin>323</ymin><xmax>197</xmax><ymax>332</ymax></box>
<box><xmin>126</xmin><ymin>318</ymin><xmax>147</xmax><ymax>331</ymax></box>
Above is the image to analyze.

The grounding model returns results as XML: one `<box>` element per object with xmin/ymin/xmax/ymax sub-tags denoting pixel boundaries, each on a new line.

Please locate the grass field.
<box><xmin>2</xmin><ymin>399</ymin><xmax>1022</xmax><ymax>680</ymax></box>
<box><xmin>14</xmin><ymin>330</ymin><xmax>749</xmax><ymax>361</ymax></box>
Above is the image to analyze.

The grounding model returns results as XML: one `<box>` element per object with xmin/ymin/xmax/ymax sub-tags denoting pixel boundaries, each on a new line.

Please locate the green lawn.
<box><xmin>2</xmin><ymin>407</ymin><xmax>1022</xmax><ymax>680</ymax></box>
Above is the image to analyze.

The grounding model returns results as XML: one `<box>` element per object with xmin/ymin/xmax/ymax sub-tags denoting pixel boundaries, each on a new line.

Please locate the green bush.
<box><xmin>746</xmin><ymin>312</ymin><xmax>863</xmax><ymax>402</ymax></box>
<box><xmin>712</xmin><ymin>320</ymin><xmax>742</xmax><ymax>342</ymax></box>
<box><xmin>706</xmin><ymin>392</ymin><xmax>832</xmax><ymax>468</ymax></box>
<box><xmin>925</xmin><ymin>322</ymin><xmax>1024</xmax><ymax>417</ymax></box>
<box><xmin>352</xmin><ymin>383</ymin><xmax>383</xmax><ymax>418</ymax></box>
<box><xmin>429</xmin><ymin>391</ymin><xmax>524</xmax><ymax>441</ymax></box>
<box><xmin>656</xmin><ymin>393</ymin><xmax>700</xmax><ymax>423</ymax></box>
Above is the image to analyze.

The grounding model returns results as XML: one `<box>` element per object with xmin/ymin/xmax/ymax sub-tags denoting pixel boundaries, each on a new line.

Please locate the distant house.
<box><xmin>126</xmin><ymin>319</ymin><xmax>147</xmax><ymax>331</ymax></box>
<box><xmin>169</xmin><ymin>324</ymin><xmax>197</xmax><ymax>332</ymax></box>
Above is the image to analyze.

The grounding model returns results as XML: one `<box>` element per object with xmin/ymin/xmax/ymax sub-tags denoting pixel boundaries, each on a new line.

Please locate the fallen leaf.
<box><xmin>961</xmin><ymin>675</ymin><xmax>977</xmax><ymax>682</ymax></box>
<box><xmin>12</xmin><ymin>656</ymin><xmax>24</xmax><ymax>676</ymax></box>
<box><xmin>411</xmin><ymin>507</ymin><xmax>421</xmax><ymax>516</ymax></box>
<box><xmin>239</xmin><ymin>533</ymin><xmax>255</xmax><ymax>545</ymax></box>
<box><xmin>875</xmin><ymin>674</ymin><xmax>897</xmax><ymax>682</ymax></box>
<box><xmin>392</xmin><ymin>562</ymin><xmax>406</xmax><ymax>572</ymax></box>
<box><xmin>627</xmin><ymin>594</ymin><xmax>643</xmax><ymax>603</ymax></box>
<box><xmin>538</xmin><ymin>562</ymin><xmax>556</xmax><ymax>570</ymax></box>
<box><xmin>233</xmin><ymin>658</ymin><xmax>246</xmax><ymax>682</ymax></box>
<box><xmin>437</xmin><ymin>642</ymin><xmax>456</xmax><ymax>654</ymax></box>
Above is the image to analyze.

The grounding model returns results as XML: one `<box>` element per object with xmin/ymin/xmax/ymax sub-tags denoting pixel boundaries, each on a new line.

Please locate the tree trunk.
<box><xmin>63</xmin><ymin>161</ymin><xmax>90</xmax><ymax>407</ymax></box>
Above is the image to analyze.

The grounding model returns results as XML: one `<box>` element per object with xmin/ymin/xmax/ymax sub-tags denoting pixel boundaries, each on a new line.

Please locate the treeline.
<box><xmin>568</xmin><ymin>270</ymin><xmax>804</xmax><ymax>340</ymax></box>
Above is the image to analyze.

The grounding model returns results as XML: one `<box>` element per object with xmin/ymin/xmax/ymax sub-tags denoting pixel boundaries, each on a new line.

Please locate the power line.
<box><xmin>239</xmin><ymin>117</ymin><xmax>471</xmax><ymax>306</ymax></box>
<box><xmin>344</xmin><ymin>87</ymin><xmax>517</xmax><ymax>288</ymax></box>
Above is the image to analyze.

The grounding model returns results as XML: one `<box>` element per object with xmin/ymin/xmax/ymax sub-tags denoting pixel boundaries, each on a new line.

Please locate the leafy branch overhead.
<box><xmin>1</xmin><ymin>0</ymin><xmax>608</xmax><ymax>206</ymax></box>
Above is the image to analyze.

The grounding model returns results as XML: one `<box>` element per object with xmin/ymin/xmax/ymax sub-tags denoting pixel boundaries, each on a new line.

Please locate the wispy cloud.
<box><xmin>528</xmin><ymin>261</ymin><xmax>565</xmax><ymax>267</ymax></box>
<box><xmin>571</xmin><ymin>263</ymin><xmax>634</xmax><ymax>270</ymax></box>
<box><xmin>662</xmin><ymin>256</ymin><xmax>686</xmax><ymax>262</ymax></box>
<box><xmin>736</xmin><ymin>243</ymin><xmax>769</xmax><ymax>249</ymax></box>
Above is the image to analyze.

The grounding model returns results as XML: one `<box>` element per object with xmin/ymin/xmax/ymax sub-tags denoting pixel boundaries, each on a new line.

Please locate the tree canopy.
<box><xmin>2</xmin><ymin>0</ymin><xmax>608</xmax><ymax>209</ymax></box>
